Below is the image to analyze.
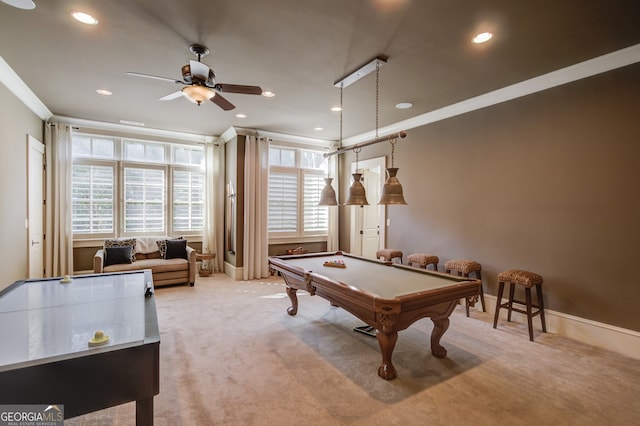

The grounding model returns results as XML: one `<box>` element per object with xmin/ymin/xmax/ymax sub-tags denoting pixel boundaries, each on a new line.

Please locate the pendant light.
<box><xmin>378</xmin><ymin>137</ymin><xmax>407</xmax><ymax>204</ymax></box>
<box><xmin>318</xmin><ymin>87</ymin><xmax>341</xmax><ymax>206</ymax></box>
<box><xmin>377</xmin><ymin>61</ymin><xmax>407</xmax><ymax>205</ymax></box>
<box><xmin>344</xmin><ymin>147</ymin><xmax>369</xmax><ymax>205</ymax></box>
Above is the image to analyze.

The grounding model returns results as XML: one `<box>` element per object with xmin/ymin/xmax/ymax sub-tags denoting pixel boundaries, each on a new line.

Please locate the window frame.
<box><xmin>71</xmin><ymin>133</ymin><xmax>205</xmax><ymax>241</ymax></box>
<box><xmin>71</xmin><ymin>158</ymin><xmax>117</xmax><ymax>239</ymax></box>
<box><xmin>268</xmin><ymin>144</ymin><xmax>329</xmax><ymax>243</ymax></box>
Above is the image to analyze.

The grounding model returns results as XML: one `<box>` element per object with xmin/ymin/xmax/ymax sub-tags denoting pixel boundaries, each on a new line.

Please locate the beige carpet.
<box><xmin>66</xmin><ymin>274</ymin><xmax>640</xmax><ymax>425</ymax></box>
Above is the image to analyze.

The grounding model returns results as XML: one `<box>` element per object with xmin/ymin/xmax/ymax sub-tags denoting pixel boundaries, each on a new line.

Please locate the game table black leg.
<box><xmin>136</xmin><ymin>397</ymin><xmax>153</xmax><ymax>426</ymax></box>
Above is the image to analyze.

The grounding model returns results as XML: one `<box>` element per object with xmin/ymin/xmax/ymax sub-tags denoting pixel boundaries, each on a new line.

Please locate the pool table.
<box><xmin>0</xmin><ymin>270</ymin><xmax>159</xmax><ymax>425</ymax></box>
<box><xmin>269</xmin><ymin>251</ymin><xmax>480</xmax><ymax>380</ymax></box>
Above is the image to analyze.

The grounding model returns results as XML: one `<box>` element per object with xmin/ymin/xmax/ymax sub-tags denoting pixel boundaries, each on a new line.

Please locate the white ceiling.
<box><xmin>1</xmin><ymin>0</ymin><xmax>639</xmax><ymax>141</ymax></box>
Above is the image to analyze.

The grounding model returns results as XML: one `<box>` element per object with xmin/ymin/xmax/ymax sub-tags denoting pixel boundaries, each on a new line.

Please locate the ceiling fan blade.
<box><xmin>159</xmin><ymin>90</ymin><xmax>185</xmax><ymax>101</ymax></box>
<box><xmin>211</xmin><ymin>93</ymin><xmax>235</xmax><ymax>111</ymax></box>
<box><xmin>189</xmin><ymin>60</ymin><xmax>210</xmax><ymax>81</ymax></box>
<box><xmin>215</xmin><ymin>83</ymin><xmax>263</xmax><ymax>95</ymax></box>
<box><xmin>126</xmin><ymin>72</ymin><xmax>183</xmax><ymax>84</ymax></box>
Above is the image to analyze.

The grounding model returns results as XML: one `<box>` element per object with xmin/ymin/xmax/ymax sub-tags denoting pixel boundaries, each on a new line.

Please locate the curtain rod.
<box><xmin>324</xmin><ymin>130</ymin><xmax>407</xmax><ymax>157</ymax></box>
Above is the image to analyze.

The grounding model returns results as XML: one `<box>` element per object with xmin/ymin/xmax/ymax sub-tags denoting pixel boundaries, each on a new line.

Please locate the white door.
<box><xmin>28</xmin><ymin>135</ymin><xmax>45</xmax><ymax>279</ymax></box>
<box><xmin>361</xmin><ymin>168</ymin><xmax>381</xmax><ymax>259</ymax></box>
<box><xmin>349</xmin><ymin>157</ymin><xmax>386</xmax><ymax>258</ymax></box>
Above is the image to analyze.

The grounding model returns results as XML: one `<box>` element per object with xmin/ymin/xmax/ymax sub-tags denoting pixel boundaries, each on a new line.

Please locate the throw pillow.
<box><xmin>104</xmin><ymin>238</ymin><xmax>137</xmax><ymax>261</ymax></box>
<box><xmin>157</xmin><ymin>239</ymin><xmax>168</xmax><ymax>259</ymax></box>
<box><xmin>165</xmin><ymin>238</ymin><xmax>188</xmax><ymax>260</ymax></box>
<box><xmin>104</xmin><ymin>246</ymin><xmax>133</xmax><ymax>267</ymax></box>
<box><xmin>157</xmin><ymin>237</ymin><xmax>185</xmax><ymax>259</ymax></box>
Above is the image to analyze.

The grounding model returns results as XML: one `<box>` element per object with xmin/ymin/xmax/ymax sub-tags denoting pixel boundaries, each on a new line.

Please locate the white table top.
<box><xmin>0</xmin><ymin>271</ymin><xmax>155</xmax><ymax>371</ymax></box>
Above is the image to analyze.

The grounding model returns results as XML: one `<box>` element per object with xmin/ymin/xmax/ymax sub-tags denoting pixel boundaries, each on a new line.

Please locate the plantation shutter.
<box><xmin>303</xmin><ymin>173</ymin><xmax>328</xmax><ymax>232</ymax></box>
<box><xmin>124</xmin><ymin>166</ymin><xmax>165</xmax><ymax>233</ymax></box>
<box><xmin>268</xmin><ymin>171</ymin><xmax>298</xmax><ymax>232</ymax></box>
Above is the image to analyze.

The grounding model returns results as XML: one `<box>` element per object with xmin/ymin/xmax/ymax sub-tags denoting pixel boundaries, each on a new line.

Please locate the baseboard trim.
<box><xmin>482</xmin><ymin>295</ymin><xmax>640</xmax><ymax>360</ymax></box>
<box><xmin>223</xmin><ymin>262</ymin><xmax>243</xmax><ymax>280</ymax></box>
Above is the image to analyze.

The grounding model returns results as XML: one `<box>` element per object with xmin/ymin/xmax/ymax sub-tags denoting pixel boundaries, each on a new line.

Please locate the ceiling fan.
<box><xmin>127</xmin><ymin>44</ymin><xmax>262</xmax><ymax>111</ymax></box>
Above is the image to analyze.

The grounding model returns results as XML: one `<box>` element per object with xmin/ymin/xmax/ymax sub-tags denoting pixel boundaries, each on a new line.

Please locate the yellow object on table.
<box><xmin>88</xmin><ymin>330</ymin><xmax>110</xmax><ymax>347</ymax></box>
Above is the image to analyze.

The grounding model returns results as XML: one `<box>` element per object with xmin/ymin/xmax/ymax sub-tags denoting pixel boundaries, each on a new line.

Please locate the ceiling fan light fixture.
<box><xmin>2</xmin><ymin>0</ymin><xmax>35</xmax><ymax>10</ymax></box>
<box><xmin>182</xmin><ymin>85</ymin><xmax>215</xmax><ymax>105</ymax></box>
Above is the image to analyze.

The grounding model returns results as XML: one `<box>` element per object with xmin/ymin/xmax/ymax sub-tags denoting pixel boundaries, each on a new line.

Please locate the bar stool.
<box><xmin>493</xmin><ymin>269</ymin><xmax>547</xmax><ymax>341</ymax></box>
<box><xmin>444</xmin><ymin>259</ymin><xmax>485</xmax><ymax>317</ymax></box>
<box><xmin>407</xmin><ymin>253</ymin><xmax>439</xmax><ymax>271</ymax></box>
<box><xmin>376</xmin><ymin>249</ymin><xmax>403</xmax><ymax>264</ymax></box>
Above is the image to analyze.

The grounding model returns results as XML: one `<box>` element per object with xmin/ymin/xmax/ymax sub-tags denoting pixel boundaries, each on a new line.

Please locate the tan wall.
<box><xmin>339</xmin><ymin>63</ymin><xmax>640</xmax><ymax>331</ymax></box>
<box><xmin>0</xmin><ymin>84</ymin><xmax>44</xmax><ymax>290</ymax></box>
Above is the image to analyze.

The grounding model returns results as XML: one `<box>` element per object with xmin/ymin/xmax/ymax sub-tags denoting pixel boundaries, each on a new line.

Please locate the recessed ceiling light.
<box><xmin>314</xmin><ymin>127</ymin><xmax>324</xmax><ymax>131</ymax></box>
<box><xmin>395</xmin><ymin>102</ymin><xmax>413</xmax><ymax>109</ymax></box>
<box><xmin>72</xmin><ymin>11</ymin><xmax>99</xmax><ymax>25</ymax></box>
<box><xmin>330</xmin><ymin>106</ymin><xmax>342</xmax><ymax>112</ymax></box>
<box><xmin>235</xmin><ymin>113</ymin><xmax>247</xmax><ymax>118</ymax></box>
<box><xmin>472</xmin><ymin>32</ymin><xmax>493</xmax><ymax>44</ymax></box>
<box><xmin>262</xmin><ymin>91</ymin><xmax>275</xmax><ymax>98</ymax></box>
<box><xmin>96</xmin><ymin>89</ymin><xmax>112</xmax><ymax>96</ymax></box>
<box><xmin>1</xmin><ymin>0</ymin><xmax>35</xmax><ymax>10</ymax></box>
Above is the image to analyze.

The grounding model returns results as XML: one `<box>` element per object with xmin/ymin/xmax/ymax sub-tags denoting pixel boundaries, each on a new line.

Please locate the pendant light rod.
<box><xmin>324</xmin><ymin>130</ymin><xmax>407</xmax><ymax>158</ymax></box>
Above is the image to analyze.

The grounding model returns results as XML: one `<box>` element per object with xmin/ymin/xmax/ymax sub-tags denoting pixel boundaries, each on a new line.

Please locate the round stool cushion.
<box><xmin>498</xmin><ymin>269</ymin><xmax>543</xmax><ymax>288</ymax></box>
<box><xmin>407</xmin><ymin>253</ymin><xmax>439</xmax><ymax>266</ymax></box>
<box><xmin>376</xmin><ymin>249</ymin><xmax>403</xmax><ymax>261</ymax></box>
<box><xmin>444</xmin><ymin>259</ymin><xmax>481</xmax><ymax>274</ymax></box>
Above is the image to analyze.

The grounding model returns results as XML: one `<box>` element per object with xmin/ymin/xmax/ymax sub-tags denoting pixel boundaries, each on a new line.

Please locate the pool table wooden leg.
<box><xmin>376</xmin><ymin>330</ymin><xmax>398</xmax><ymax>380</ymax></box>
<box><xmin>285</xmin><ymin>286</ymin><xmax>298</xmax><ymax>316</ymax></box>
<box><xmin>430</xmin><ymin>317</ymin><xmax>450</xmax><ymax>358</ymax></box>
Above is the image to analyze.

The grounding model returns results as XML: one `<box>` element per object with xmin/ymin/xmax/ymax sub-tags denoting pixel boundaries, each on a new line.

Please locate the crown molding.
<box><xmin>51</xmin><ymin>115</ymin><xmax>216</xmax><ymax>143</ymax></box>
<box><xmin>0</xmin><ymin>55</ymin><xmax>52</xmax><ymax>120</ymax></box>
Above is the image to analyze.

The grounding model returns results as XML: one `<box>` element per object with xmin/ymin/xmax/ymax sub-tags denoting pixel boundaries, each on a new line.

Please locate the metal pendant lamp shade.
<box><xmin>318</xmin><ymin>177</ymin><xmax>338</xmax><ymax>206</ymax></box>
<box><xmin>379</xmin><ymin>167</ymin><xmax>407</xmax><ymax>205</ymax></box>
<box><xmin>345</xmin><ymin>173</ymin><xmax>369</xmax><ymax>205</ymax></box>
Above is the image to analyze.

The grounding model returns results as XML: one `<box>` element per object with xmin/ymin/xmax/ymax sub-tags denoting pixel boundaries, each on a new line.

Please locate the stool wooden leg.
<box><xmin>507</xmin><ymin>283</ymin><xmax>516</xmax><ymax>322</ymax></box>
<box><xmin>463</xmin><ymin>272</ymin><xmax>471</xmax><ymax>317</ymax></box>
<box><xmin>536</xmin><ymin>284</ymin><xmax>547</xmax><ymax>333</ymax></box>
<box><xmin>525</xmin><ymin>287</ymin><xmax>534</xmax><ymax>341</ymax></box>
<box><xmin>477</xmin><ymin>271</ymin><xmax>486</xmax><ymax>312</ymax></box>
<box><xmin>493</xmin><ymin>282</ymin><xmax>505</xmax><ymax>328</ymax></box>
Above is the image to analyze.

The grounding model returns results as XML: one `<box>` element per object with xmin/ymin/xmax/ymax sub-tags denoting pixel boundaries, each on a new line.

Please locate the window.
<box><xmin>71</xmin><ymin>134</ymin><xmax>205</xmax><ymax>238</ymax></box>
<box><xmin>72</xmin><ymin>163</ymin><xmax>115</xmax><ymax>235</ymax></box>
<box><xmin>173</xmin><ymin>169</ymin><xmax>204</xmax><ymax>231</ymax></box>
<box><xmin>268</xmin><ymin>145</ymin><xmax>328</xmax><ymax>239</ymax></box>
<box><xmin>123</xmin><ymin>165</ymin><xmax>165</xmax><ymax>233</ymax></box>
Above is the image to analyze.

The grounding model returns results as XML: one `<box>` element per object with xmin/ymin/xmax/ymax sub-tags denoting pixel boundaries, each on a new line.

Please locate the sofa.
<box><xmin>93</xmin><ymin>236</ymin><xmax>197</xmax><ymax>287</ymax></box>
